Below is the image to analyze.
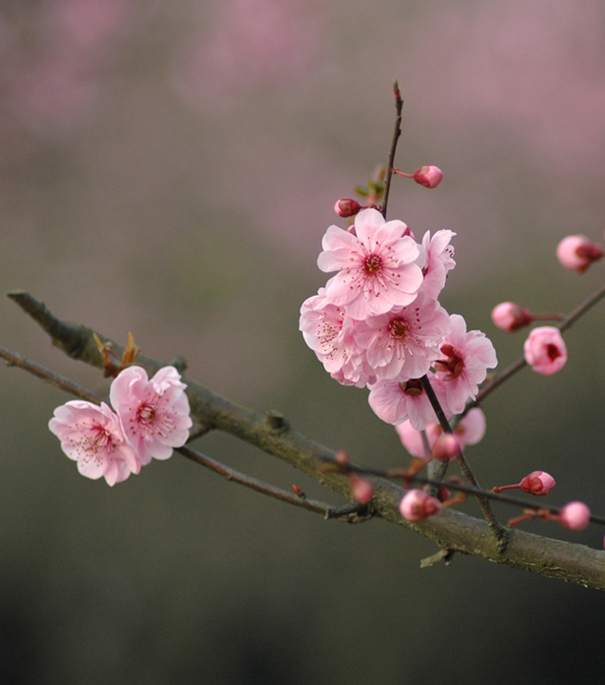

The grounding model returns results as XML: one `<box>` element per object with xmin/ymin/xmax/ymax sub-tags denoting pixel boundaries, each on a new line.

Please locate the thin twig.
<box><xmin>381</xmin><ymin>81</ymin><xmax>403</xmax><ymax>220</ymax></box>
<box><xmin>421</xmin><ymin>374</ymin><xmax>505</xmax><ymax>542</ymax></box>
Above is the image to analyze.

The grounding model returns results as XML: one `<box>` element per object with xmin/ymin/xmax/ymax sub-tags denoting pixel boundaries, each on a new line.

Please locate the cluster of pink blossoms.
<box><xmin>300</xmin><ymin>208</ymin><xmax>497</xmax><ymax>433</ymax></box>
<box><xmin>49</xmin><ymin>366</ymin><xmax>192</xmax><ymax>485</ymax></box>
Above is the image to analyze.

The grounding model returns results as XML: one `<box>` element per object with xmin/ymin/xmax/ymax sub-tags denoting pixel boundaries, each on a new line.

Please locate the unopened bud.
<box><xmin>559</xmin><ymin>501</ymin><xmax>591</xmax><ymax>531</ymax></box>
<box><xmin>350</xmin><ymin>475</ymin><xmax>374</xmax><ymax>504</ymax></box>
<box><xmin>556</xmin><ymin>235</ymin><xmax>604</xmax><ymax>274</ymax></box>
<box><xmin>491</xmin><ymin>302</ymin><xmax>533</xmax><ymax>332</ymax></box>
<box><xmin>292</xmin><ymin>484</ymin><xmax>305</xmax><ymax>499</ymax></box>
<box><xmin>431</xmin><ymin>433</ymin><xmax>460</xmax><ymax>462</ymax></box>
<box><xmin>519</xmin><ymin>471</ymin><xmax>556</xmax><ymax>496</ymax></box>
<box><xmin>399</xmin><ymin>489</ymin><xmax>440</xmax><ymax>522</ymax></box>
<box><xmin>413</xmin><ymin>165</ymin><xmax>443</xmax><ymax>189</ymax></box>
<box><xmin>334</xmin><ymin>198</ymin><xmax>362</xmax><ymax>218</ymax></box>
<box><xmin>523</xmin><ymin>326</ymin><xmax>567</xmax><ymax>376</ymax></box>
<box><xmin>335</xmin><ymin>450</ymin><xmax>349</xmax><ymax>465</ymax></box>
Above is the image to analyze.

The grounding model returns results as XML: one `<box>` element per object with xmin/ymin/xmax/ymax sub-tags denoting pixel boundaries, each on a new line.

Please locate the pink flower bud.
<box><xmin>413</xmin><ymin>165</ymin><xmax>443</xmax><ymax>189</ymax></box>
<box><xmin>523</xmin><ymin>326</ymin><xmax>567</xmax><ymax>376</ymax></box>
<box><xmin>556</xmin><ymin>235</ymin><xmax>604</xmax><ymax>274</ymax></box>
<box><xmin>519</xmin><ymin>471</ymin><xmax>556</xmax><ymax>496</ymax></box>
<box><xmin>431</xmin><ymin>433</ymin><xmax>460</xmax><ymax>462</ymax></box>
<box><xmin>334</xmin><ymin>198</ymin><xmax>362</xmax><ymax>218</ymax></box>
<box><xmin>491</xmin><ymin>302</ymin><xmax>533</xmax><ymax>332</ymax></box>
<box><xmin>559</xmin><ymin>501</ymin><xmax>591</xmax><ymax>531</ymax></box>
<box><xmin>350</xmin><ymin>476</ymin><xmax>374</xmax><ymax>504</ymax></box>
<box><xmin>399</xmin><ymin>489</ymin><xmax>440</xmax><ymax>522</ymax></box>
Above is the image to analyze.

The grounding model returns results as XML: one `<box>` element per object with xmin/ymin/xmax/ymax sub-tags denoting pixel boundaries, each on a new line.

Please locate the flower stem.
<box><xmin>420</xmin><ymin>374</ymin><xmax>505</xmax><ymax>540</ymax></box>
<box><xmin>381</xmin><ymin>81</ymin><xmax>403</xmax><ymax>220</ymax></box>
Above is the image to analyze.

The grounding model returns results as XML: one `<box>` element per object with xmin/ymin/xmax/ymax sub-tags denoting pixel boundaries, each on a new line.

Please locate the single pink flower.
<box><xmin>418</xmin><ymin>229</ymin><xmax>456</xmax><ymax>299</ymax></box>
<box><xmin>434</xmin><ymin>315</ymin><xmax>497</xmax><ymax>414</ymax></box>
<box><xmin>556</xmin><ymin>235</ymin><xmax>604</xmax><ymax>274</ymax></box>
<box><xmin>317</xmin><ymin>208</ymin><xmax>424</xmax><ymax>319</ymax></box>
<box><xmin>49</xmin><ymin>401</ymin><xmax>140</xmax><ymax>486</ymax></box>
<box><xmin>491</xmin><ymin>302</ymin><xmax>533</xmax><ymax>332</ymax></box>
<box><xmin>299</xmin><ymin>289</ymin><xmax>374</xmax><ymax>387</ymax></box>
<box><xmin>399</xmin><ymin>489</ymin><xmax>440</xmax><ymax>521</ymax></box>
<box><xmin>368</xmin><ymin>377</ymin><xmax>444</xmax><ymax>430</ymax></box>
<box><xmin>413</xmin><ymin>165</ymin><xmax>443</xmax><ymax>189</ymax></box>
<box><xmin>353</xmin><ymin>294</ymin><xmax>451</xmax><ymax>381</ymax></box>
<box><xmin>559</xmin><ymin>501</ymin><xmax>591</xmax><ymax>531</ymax></box>
<box><xmin>523</xmin><ymin>327</ymin><xmax>567</xmax><ymax>376</ymax></box>
<box><xmin>110</xmin><ymin>366</ymin><xmax>192</xmax><ymax>464</ymax></box>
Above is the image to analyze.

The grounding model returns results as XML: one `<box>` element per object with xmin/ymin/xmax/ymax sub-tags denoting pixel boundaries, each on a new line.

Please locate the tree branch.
<box><xmin>6</xmin><ymin>292</ymin><xmax>605</xmax><ymax>590</ymax></box>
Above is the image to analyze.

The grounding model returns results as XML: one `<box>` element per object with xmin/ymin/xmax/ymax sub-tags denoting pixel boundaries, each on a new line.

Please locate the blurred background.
<box><xmin>2</xmin><ymin>0</ymin><xmax>605</xmax><ymax>682</ymax></box>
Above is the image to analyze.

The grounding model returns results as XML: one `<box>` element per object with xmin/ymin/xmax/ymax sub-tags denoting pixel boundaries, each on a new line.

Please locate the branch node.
<box><xmin>420</xmin><ymin>548</ymin><xmax>456</xmax><ymax>568</ymax></box>
<box><xmin>265</xmin><ymin>410</ymin><xmax>290</xmax><ymax>432</ymax></box>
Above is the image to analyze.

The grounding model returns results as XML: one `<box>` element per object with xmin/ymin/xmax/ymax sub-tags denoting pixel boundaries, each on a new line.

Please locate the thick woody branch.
<box><xmin>7</xmin><ymin>292</ymin><xmax>605</xmax><ymax>590</ymax></box>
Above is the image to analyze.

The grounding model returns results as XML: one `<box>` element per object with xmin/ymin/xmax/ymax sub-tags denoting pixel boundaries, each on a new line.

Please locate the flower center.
<box><xmin>402</xmin><ymin>378</ymin><xmax>423</xmax><ymax>396</ymax></box>
<box><xmin>546</xmin><ymin>343</ymin><xmax>561</xmax><ymax>361</ymax></box>
<box><xmin>435</xmin><ymin>343</ymin><xmax>464</xmax><ymax>379</ymax></box>
<box><xmin>364</xmin><ymin>254</ymin><xmax>383</xmax><ymax>274</ymax></box>
<box><xmin>79</xmin><ymin>424</ymin><xmax>115</xmax><ymax>460</ymax></box>
<box><xmin>389</xmin><ymin>317</ymin><xmax>410</xmax><ymax>340</ymax></box>
<box><xmin>137</xmin><ymin>403</ymin><xmax>157</xmax><ymax>429</ymax></box>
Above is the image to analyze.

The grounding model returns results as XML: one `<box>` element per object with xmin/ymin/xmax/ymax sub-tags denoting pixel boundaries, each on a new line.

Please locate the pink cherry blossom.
<box><xmin>396</xmin><ymin>407</ymin><xmax>486</xmax><ymax>459</ymax></box>
<box><xmin>353</xmin><ymin>294</ymin><xmax>451</xmax><ymax>381</ymax></box>
<box><xmin>418</xmin><ymin>230</ymin><xmax>456</xmax><ymax>299</ymax></box>
<box><xmin>368</xmin><ymin>377</ymin><xmax>444</xmax><ymax>430</ymax></box>
<box><xmin>110</xmin><ymin>366</ymin><xmax>192</xmax><ymax>464</ymax></box>
<box><xmin>399</xmin><ymin>489</ymin><xmax>440</xmax><ymax>521</ymax></box>
<box><xmin>523</xmin><ymin>327</ymin><xmax>567</xmax><ymax>376</ymax></box>
<box><xmin>299</xmin><ymin>289</ymin><xmax>374</xmax><ymax>387</ymax></box>
<box><xmin>434</xmin><ymin>315</ymin><xmax>497</xmax><ymax>414</ymax></box>
<box><xmin>317</xmin><ymin>208</ymin><xmax>424</xmax><ymax>319</ymax></box>
<box><xmin>556</xmin><ymin>235</ymin><xmax>604</xmax><ymax>274</ymax></box>
<box><xmin>49</xmin><ymin>401</ymin><xmax>140</xmax><ymax>486</ymax></box>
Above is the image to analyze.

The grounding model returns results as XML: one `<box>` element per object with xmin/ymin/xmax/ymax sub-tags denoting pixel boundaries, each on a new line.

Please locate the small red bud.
<box><xmin>556</xmin><ymin>235</ymin><xmax>604</xmax><ymax>274</ymax></box>
<box><xmin>334</xmin><ymin>198</ymin><xmax>362</xmax><ymax>218</ymax></box>
<box><xmin>335</xmin><ymin>450</ymin><xmax>349</xmax><ymax>465</ymax></box>
<box><xmin>412</xmin><ymin>165</ymin><xmax>443</xmax><ymax>189</ymax></box>
<box><xmin>292</xmin><ymin>484</ymin><xmax>305</xmax><ymax>498</ymax></box>
<box><xmin>350</xmin><ymin>476</ymin><xmax>374</xmax><ymax>504</ymax></box>
<box><xmin>399</xmin><ymin>489</ymin><xmax>440</xmax><ymax>522</ymax></box>
<box><xmin>519</xmin><ymin>471</ymin><xmax>556</xmax><ymax>496</ymax></box>
<box><xmin>491</xmin><ymin>302</ymin><xmax>533</xmax><ymax>332</ymax></box>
